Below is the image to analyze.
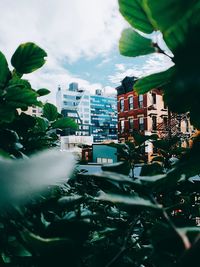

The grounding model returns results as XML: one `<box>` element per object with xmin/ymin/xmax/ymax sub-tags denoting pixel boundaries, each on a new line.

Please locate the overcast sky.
<box><xmin>0</xmin><ymin>0</ymin><xmax>173</xmax><ymax>103</ymax></box>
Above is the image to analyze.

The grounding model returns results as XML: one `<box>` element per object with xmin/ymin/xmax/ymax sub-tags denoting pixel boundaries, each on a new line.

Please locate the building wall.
<box><xmin>117</xmin><ymin>87</ymin><xmax>148</xmax><ymax>141</ymax></box>
<box><xmin>56</xmin><ymin>85</ymin><xmax>91</xmax><ymax>136</ymax></box>
<box><xmin>92</xmin><ymin>144</ymin><xmax>117</xmax><ymax>163</ymax></box>
<box><xmin>91</xmin><ymin>94</ymin><xmax>118</xmax><ymax>142</ymax></box>
<box><xmin>19</xmin><ymin>106</ymin><xmax>42</xmax><ymax>117</ymax></box>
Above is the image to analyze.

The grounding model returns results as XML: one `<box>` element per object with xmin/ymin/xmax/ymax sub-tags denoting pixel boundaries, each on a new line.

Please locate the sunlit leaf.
<box><xmin>11</xmin><ymin>42</ymin><xmax>47</xmax><ymax>74</ymax></box>
<box><xmin>134</xmin><ymin>67</ymin><xmax>175</xmax><ymax>94</ymax></box>
<box><xmin>119</xmin><ymin>28</ymin><xmax>155</xmax><ymax>57</ymax></box>
<box><xmin>118</xmin><ymin>0</ymin><xmax>154</xmax><ymax>33</ymax></box>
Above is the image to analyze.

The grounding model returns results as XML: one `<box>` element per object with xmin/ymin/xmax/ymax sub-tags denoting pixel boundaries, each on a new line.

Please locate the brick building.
<box><xmin>116</xmin><ymin>76</ymin><xmax>168</xmax><ymax>142</ymax></box>
<box><xmin>116</xmin><ymin>76</ymin><xmax>194</xmax><ymax>160</ymax></box>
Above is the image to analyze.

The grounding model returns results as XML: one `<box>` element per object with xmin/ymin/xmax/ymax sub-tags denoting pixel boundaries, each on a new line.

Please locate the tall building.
<box><xmin>56</xmin><ymin>84</ymin><xmax>91</xmax><ymax>136</ymax></box>
<box><xmin>90</xmin><ymin>89</ymin><xmax>118</xmax><ymax>143</ymax></box>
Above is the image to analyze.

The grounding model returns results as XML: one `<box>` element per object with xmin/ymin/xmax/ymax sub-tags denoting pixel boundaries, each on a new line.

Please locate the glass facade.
<box><xmin>90</xmin><ymin>95</ymin><xmax>118</xmax><ymax>142</ymax></box>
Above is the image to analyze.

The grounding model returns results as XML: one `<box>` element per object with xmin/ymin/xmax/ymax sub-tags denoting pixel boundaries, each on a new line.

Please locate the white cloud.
<box><xmin>109</xmin><ymin>53</ymin><xmax>174</xmax><ymax>85</ymax></box>
<box><xmin>115</xmin><ymin>63</ymin><xmax>126</xmax><ymax>72</ymax></box>
<box><xmin>0</xmin><ymin>0</ymin><xmax>126</xmax><ymax>102</ymax></box>
<box><xmin>97</xmin><ymin>58</ymin><xmax>111</xmax><ymax>68</ymax></box>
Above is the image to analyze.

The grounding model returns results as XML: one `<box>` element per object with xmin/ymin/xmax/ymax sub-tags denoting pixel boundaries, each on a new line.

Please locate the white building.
<box><xmin>56</xmin><ymin>83</ymin><xmax>91</xmax><ymax>136</ymax></box>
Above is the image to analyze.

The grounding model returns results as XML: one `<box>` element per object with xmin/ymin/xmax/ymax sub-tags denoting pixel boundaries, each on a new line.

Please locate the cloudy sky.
<box><xmin>0</xmin><ymin>0</ymin><xmax>173</xmax><ymax>103</ymax></box>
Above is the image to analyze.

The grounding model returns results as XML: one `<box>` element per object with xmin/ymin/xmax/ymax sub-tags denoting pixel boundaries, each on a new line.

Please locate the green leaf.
<box><xmin>8</xmin><ymin>76</ymin><xmax>31</xmax><ymax>89</ymax></box>
<box><xmin>118</xmin><ymin>0</ymin><xmax>154</xmax><ymax>34</ymax></box>
<box><xmin>10</xmin><ymin>113</ymin><xmax>37</xmax><ymax>133</ymax></box>
<box><xmin>51</xmin><ymin>117</ymin><xmax>78</xmax><ymax>130</ymax></box>
<box><xmin>5</xmin><ymin>86</ymin><xmax>41</xmax><ymax>108</ymax></box>
<box><xmin>96</xmin><ymin>192</ymin><xmax>162</xmax><ymax>210</ymax></box>
<box><xmin>132</xmin><ymin>130</ymin><xmax>158</xmax><ymax>145</ymax></box>
<box><xmin>11</xmin><ymin>42</ymin><xmax>47</xmax><ymax>74</ymax></box>
<box><xmin>58</xmin><ymin>195</ymin><xmax>84</xmax><ymax>208</ymax></box>
<box><xmin>92</xmin><ymin>171</ymin><xmax>135</xmax><ymax>185</ymax></box>
<box><xmin>190</xmin><ymin>106</ymin><xmax>200</xmax><ymax>130</ymax></box>
<box><xmin>134</xmin><ymin>67</ymin><xmax>175</xmax><ymax>94</ymax></box>
<box><xmin>119</xmin><ymin>28</ymin><xmax>155</xmax><ymax>57</ymax></box>
<box><xmin>37</xmin><ymin>88</ymin><xmax>50</xmax><ymax>96</ymax></box>
<box><xmin>0</xmin><ymin>51</ymin><xmax>10</xmax><ymax>89</ymax></box>
<box><xmin>102</xmin><ymin>161</ymin><xmax>131</xmax><ymax>175</ymax></box>
<box><xmin>0</xmin><ymin>105</ymin><xmax>16</xmax><ymax>123</ymax></box>
<box><xmin>140</xmin><ymin>162</ymin><xmax>163</xmax><ymax>176</ymax></box>
<box><xmin>43</xmin><ymin>103</ymin><xmax>58</xmax><ymax>121</ymax></box>
<box><xmin>143</xmin><ymin>0</ymin><xmax>196</xmax><ymax>33</ymax></box>
<box><xmin>33</xmin><ymin>117</ymin><xmax>49</xmax><ymax>133</ymax></box>
<box><xmin>143</xmin><ymin>0</ymin><xmax>200</xmax><ymax>51</ymax></box>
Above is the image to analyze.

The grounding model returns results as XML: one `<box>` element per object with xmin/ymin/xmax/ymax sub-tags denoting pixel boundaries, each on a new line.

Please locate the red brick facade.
<box><xmin>116</xmin><ymin>77</ymin><xmax>149</xmax><ymax>141</ymax></box>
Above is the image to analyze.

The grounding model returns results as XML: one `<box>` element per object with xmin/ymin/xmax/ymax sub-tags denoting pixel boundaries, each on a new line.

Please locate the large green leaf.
<box><xmin>51</xmin><ymin>117</ymin><xmax>78</xmax><ymax>130</ymax></box>
<box><xmin>143</xmin><ymin>0</ymin><xmax>200</xmax><ymax>51</ymax></box>
<box><xmin>96</xmin><ymin>192</ymin><xmax>162</xmax><ymax>210</ymax></box>
<box><xmin>11</xmin><ymin>42</ymin><xmax>47</xmax><ymax>74</ymax></box>
<box><xmin>143</xmin><ymin>0</ymin><xmax>196</xmax><ymax>33</ymax></box>
<box><xmin>0</xmin><ymin>105</ymin><xmax>16</xmax><ymax>123</ymax></box>
<box><xmin>119</xmin><ymin>28</ymin><xmax>155</xmax><ymax>57</ymax></box>
<box><xmin>118</xmin><ymin>0</ymin><xmax>154</xmax><ymax>34</ymax></box>
<box><xmin>0</xmin><ymin>51</ymin><xmax>10</xmax><ymax>89</ymax></box>
<box><xmin>33</xmin><ymin>117</ymin><xmax>49</xmax><ymax>133</ymax></box>
<box><xmin>132</xmin><ymin>130</ymin><xmax>158</xmax><ymax>145</ymax></box>
<box><xmin>134</xmin><ymin>66</ymin><xmax>175</xmax><ymax>94</ymax></box>
<box><xmin>5</xmin><ymin>87</ymin><xmax>41</xmax><ymax>108</ymax></box>
<box><xmin>37</xmin><ymin>88</ymin><xmax>50</xmax><ymax>96</ymax></box>
<box><xmin>43</xmin><ymin>103</ymin><xmax>58</xmax><ymax>121</ymax></box>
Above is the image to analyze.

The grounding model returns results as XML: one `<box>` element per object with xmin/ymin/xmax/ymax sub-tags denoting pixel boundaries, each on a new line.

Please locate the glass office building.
<box><xmin>90</xmin><ymin>92</ymin><xmax>118</xmax><ymax>142</ymax></box>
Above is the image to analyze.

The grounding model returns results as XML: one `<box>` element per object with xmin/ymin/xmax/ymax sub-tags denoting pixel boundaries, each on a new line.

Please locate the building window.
<box><xmin>138</xmin><ymin>95</ymin><xmax>143</xmax><ymax>108</ymax></box>
<box><xmin>119</xmin><ymin>99</ymin><xmax>124</xmax><ymax>111</ymax></box>
<box><xmin>97</xmin><ymin>158</ymin><xmax>113</xmax><ymax>164</ymax></box>
<box><xmin>120</xmin><ymin>120</ymin><xmax>125</xmax><ymax>133</ymax></box>
<box><xmin>138</xmin><ymin>116</ymin><xmax>144</xmax><ymax>131</ymax></box>
<box><xmin>163</xmin><ymin>101</ymin><xmax>167</xmax><ymax>109</ymax></box>
<box><xmin>185</xmin><ymin>119</ymin><xmax>189</xmax><ymax>132</ymax></box>
<box><xmin>128</xmin><ymin>118</ymin><xmax>134</xmax><ymax>131</ymax></box>
<box><xmin>163</xmin><ymin>117</ymin><xmax>168</xmax><ymax>130</ymax></box>
<box><xmin>152</xmin><ymin>93</ymin><xmax>156</xmax><ymax>104</ymax></box>
<box><xmin>152</xmin><ymin>115</ymin><xmax>157</xmax><ymax>131</ymax></box>
<box><xmin>128</xmin><ymin>96</ymin><xmax>134</xmax><ymax>110</ymax></box>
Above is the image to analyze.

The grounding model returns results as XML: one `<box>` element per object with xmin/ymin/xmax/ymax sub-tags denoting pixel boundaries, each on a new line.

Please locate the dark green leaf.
<box><xmin>144</xmin><ymin>0</ymin><xmax>200</xmax><ymax>51</ymax></box>
<box><xmin>0</xmin><ymin>105</ymin><xmax>16</xmax><ymax>123</ymax></box>
<box><xmin>10</xmin><ymin>113</ymin><xmax>36</xmax><ymax>133</ymax></box>
<box><xmin>43</xmin><ymin>103</ymin><xmax>58</xmax><ymax>121</ymax></box>
<box><xmin>102</xmin><ymin>161</ymin><xmax>130</xmax><ymax>175</ymax></box>
<box><xmin>0</xmin><ymin>51</ymin><xmax>10</xmax><ymax>89</ymax></box>
<box><xmin>133</xmin><ymin>130</ymin><xmax>158</xmax><ymax>145</ymax></box>
<box><xmin>96</xmin><ymin>192</ymin><xmax>162</xmax><ymax>210</ymax></box>
<box><xmin>118</xmin><ymin>0</ymin><xmax>154</xmax><ymax>33</ymax></box>
<box><xmin>51</xmin><ymin>117</ymin><xmax>78</xmax><ymax>130</ymax></box>
<box><xmin>119</xmin><ymin>28</ymin><xmax>155</xmax><ymax>57</ymax></box>
<box><xmin>134</xmin><ymin>67</ymin><xmax>175</xmax><ymax>94</ymax></box>
<box><xmin>37</xmin><ymin>88</ymin><xmax>50</xmax><ymax>96</ymax></box>
<box><xmin>33</xmin><ymin>117</ymin><xmax>49</xmax><ymax>133</ymax></box>
<box><xmin>92</xmin><ymin>171</ymin><xmax>135</xmax><ymax>185</ymax></box>
<box><xmin>5</xmin><ymin>86</ymin><xmax>41</xmax><ymax>108</ymax></box>
<box><xmin>8</xmin><ymin>76</ymin><xmax>31</xmax><ymax>89</ymax></box>
<box><xmin>143</xmin><ymin>0</ymin><xmax>196</xmax><ymax>33</ymax></box>
<box><xmin>58</xmin><ymin>195</ymin><xmax>84</xmax><ymax>208</ymax></box>
<box><xmin>11</xmin><ymin>42</ymin><xmax>47</xmax><ymax>74</ymax></box>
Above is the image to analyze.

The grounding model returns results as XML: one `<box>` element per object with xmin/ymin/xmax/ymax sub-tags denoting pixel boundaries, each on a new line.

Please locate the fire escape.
<box><xmin>157</xmin><ymin>113</ymin><xmax>189</xmax><ymax>139</ymax></box>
